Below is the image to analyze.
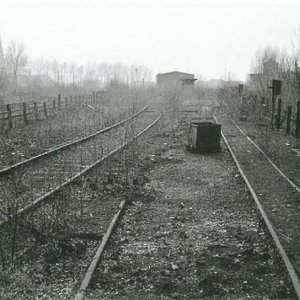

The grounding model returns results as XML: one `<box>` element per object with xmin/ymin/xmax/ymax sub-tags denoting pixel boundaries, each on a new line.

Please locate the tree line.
<box><xmin>0</xmin><ymin>36</ymin><xmax>153</xmax><ymax>103</ymax></box>
<box><xmin>247</xmin><ymin>32</ymin><xmax>300</xmax><ymax>111</ymax></box>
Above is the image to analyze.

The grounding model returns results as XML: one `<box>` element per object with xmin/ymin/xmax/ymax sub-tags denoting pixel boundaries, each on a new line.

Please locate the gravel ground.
<box><xmin>85</xmin><ymin>116</ymin><xmax>296</xmax><ymax>300</ymax></box>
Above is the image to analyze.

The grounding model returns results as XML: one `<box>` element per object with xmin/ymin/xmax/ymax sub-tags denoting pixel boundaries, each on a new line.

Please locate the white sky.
<box><xmin>0</xmin><ymin>0</ymin><xmax>300</xmax><ymax>81</ymax></box>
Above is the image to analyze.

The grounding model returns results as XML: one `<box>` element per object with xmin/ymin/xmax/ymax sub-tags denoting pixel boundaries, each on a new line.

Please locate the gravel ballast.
<box><xmin>85</xmin><ymin>120</ymin><xmax>296</xmax><ymax>300</ymax></box>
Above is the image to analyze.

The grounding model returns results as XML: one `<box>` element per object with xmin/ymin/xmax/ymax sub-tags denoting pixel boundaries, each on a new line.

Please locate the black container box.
<box><xmin>187</xmin><ymin>122</ymin><xmax>221</xmax><ymax>153</ymax></box>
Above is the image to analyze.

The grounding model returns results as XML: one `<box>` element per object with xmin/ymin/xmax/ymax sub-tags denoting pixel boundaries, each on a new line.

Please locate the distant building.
<box><xmin>248</xmin><ymin>58</ymin><xmax>280</xmax><ymax>91</ymax></box>
<box><xmin>156</xmin><ymin>71</ymin><xmax>196</xmax><ymax>99</ymax></box>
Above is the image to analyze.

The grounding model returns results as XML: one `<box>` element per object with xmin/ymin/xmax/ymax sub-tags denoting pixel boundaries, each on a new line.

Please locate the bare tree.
<box><xmin>291</xmin><ymin>29</ymin><xmax>300</xmax><ymax>98</ymax></box>
<box><xmin>0</xmin><ymin>36</ymin><xmax>8</xmax><ymax>95</ymax></box>
<box><xmin>5</xmin><ymin>40</ymin><xmax>27</xmax><ymax>90</ymax></box>
<box><xmin>0</xmin><ymin>36</ymin><xmax>6</xmax><ymax>106</ymax></box>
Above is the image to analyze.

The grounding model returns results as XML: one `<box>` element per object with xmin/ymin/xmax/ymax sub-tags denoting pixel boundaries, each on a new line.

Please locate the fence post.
<box><xmin>58</xmin><ymin>94</ymin><xmax>61</xmax><ymax>111</ymax></box>
<box><xmin>93</xmin><ymin>91</ymin><xmax>95</xmax><ymax>105</ymax></box>
<box><xmin>43</xmin><ymin>102</ymin><xmax>48</xmax><ymax>118</ymax></box>
<box><xmin>296</xmin><ymin>100</ymin><xmax>300</xmax><ymax>138</ymax></box>
<box><xmin>53</xmin><ymin>99</ymin><xmax>56</xmax><ymax>111</ymax></box>
<box><xmin>65</xmin><ymin>97</ymin><xmax>68</xmax><ymax>108</ymax></box>
<box><xmin>286</xmin><ymin>106</ymin><xmax>292</xmax><ymax>135</ymax></box>
<box><xmin>276</xmin><ymin>98</ymin><xmax>282</xmax><ymax>130</ymax></box>
<box><xmin>7</xmin><ymin>104</ymin><xmax>13</xmax><ymax>128</ymax></box>
<box><xmin>23</xmin><ymin>102</ymin><xmax>28</xmax><ymax>125</ymax></box>
<box><xmin>34</xmin><ymin>101</ymin><xmax>39</xmax><ymax>121</ymax></box>
<box><xmin>70</xmin><ymin>96</ymin><xmax>73</xmax><ymax>106</ymax></box>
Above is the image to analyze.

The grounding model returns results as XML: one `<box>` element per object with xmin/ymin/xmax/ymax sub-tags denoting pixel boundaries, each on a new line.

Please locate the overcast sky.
<box><xmin>0</xmin><ymin>0</ymin><xmax>299</xmax><ymax>81</ymax></box>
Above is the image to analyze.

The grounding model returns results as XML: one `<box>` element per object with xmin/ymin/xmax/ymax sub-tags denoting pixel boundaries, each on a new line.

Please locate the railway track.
<box><xmin>3</xmin><ymin>100</ymin><xmax>298</xmax><ymax>299</ymax></box>
<box><xmin>0</xmin><ymin>105</ymin><xmax>159</xmax><ymax>265</ymax></box>
<box><xmin>0</xmin><ymin>105</ymin><xmax>149</xmax><ymax>222</ymax></box>
<box><xmin>69</xmin><ymin>104</ymin><xmax>300</xmax><ymax>299</ymax></box>
<box><xmin>216</xmin><ymin>113</ymin><xmax>300</xmax><ymax>298</ymax></box>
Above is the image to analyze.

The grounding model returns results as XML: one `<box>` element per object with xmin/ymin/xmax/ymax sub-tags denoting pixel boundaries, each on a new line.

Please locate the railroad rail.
<box><xmin>216</xmin><ymin>114</ymin><xmax>300</xmax><ymax>299</ymax></box>
<box><xmin>0</xmin><ymin>105</ymin><xmax>152</xmax><ymax>227</ymax></box>
<box><xmin>0</xmin><ymin>105</ymin><xmax>149</xmax><ymax>177</ymax></box>
<box><xmin>232</xmin><ymin>119</ymin><xmax>300</xmax><ymax>193</ymax></box>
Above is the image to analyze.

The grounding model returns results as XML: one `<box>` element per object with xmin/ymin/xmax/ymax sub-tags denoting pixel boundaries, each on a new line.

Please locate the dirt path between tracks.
<box><xmin>85</xmin><ymin>121</ymin><xmax>296</xmax><ymax>300</ymax></box>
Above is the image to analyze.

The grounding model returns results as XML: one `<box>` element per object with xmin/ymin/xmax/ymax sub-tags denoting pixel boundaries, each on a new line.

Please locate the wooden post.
<box><xmin>43</xmin><ymin>102</ymin><xmax>48</xmax><ymax>118</ymax></box>
<box><xmin>93</xmin><ymin>91</ymin><xmax>95</xmax><ymax>105</ymax></box>
<box><xmin>34</xmin><ymin>101</ymin><xmax>39</xmax><ymax>121</ymax></box>
<box><xmin>70</xmin><ymin>96</ymin><xmax>73</xmax><ymax>106</ymax></box>
<box><xmin>286</xmin><ymin>105</ymin><xmax>292</xmax><ymax>135</ymax></box>
<box><xmin>271</xmin><ymin>94</ymin><xmax>276</xmax><ymax>129</ymax></box>
<box><xmin>53</xmin><ymin>99</ymin><xmax>56</xmax><ymax>110</ymax></box>
<box><xmin>58</xmin><ymin>94</ymin><xmax>61</xmax><ymax>111</ymax></box>
<box><xmin>23</xmin><ymin>102</ymin><xmax>28</xmax><ymax>125</ymax></box>
<box><xmin>65</xmin><ymin>97</ymin><xmax>68</xmax><ymax>107</ymax></box>
<box><xmin>276</xmin><ymin>98</ymin><xmax>282</xmax><ymax>130</ymax></box>
<box><xmin>7</xmin><ymin>104</ymin><xmax>13</xmax><ymax>128</ymax></box>
<box><xmin>271</xmin><ymin>80</ymin><xmax>282</xmax><ymax>129</ymax></box>
<box><xmin>296</xmin><ymin>100</ymin><xmax>300</xmax><ymax>138</ymax></box>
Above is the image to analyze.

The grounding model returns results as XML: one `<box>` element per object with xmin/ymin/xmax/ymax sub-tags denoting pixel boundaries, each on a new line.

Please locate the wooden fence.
<box><xmin>0</xmin><ymin>91</ymin><xmax>103</xmax><ymax>129</ymax></box>
<box><xmin>272</xmin><ymin>99</ymin><xmax>300</xmax><ymax>138</ymax></box>
<box><xmin>241</xmin><ymin>95</ymin><xmax>300</xmax><ymax>138</ymax></box>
